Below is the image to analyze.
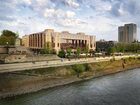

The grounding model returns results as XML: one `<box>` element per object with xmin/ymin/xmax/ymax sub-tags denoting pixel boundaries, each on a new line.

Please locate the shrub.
<box><xmin>129</xmin><ymin>57</ymin><xmax>132</xmax><ymax>59</ymax></box>
<box><xmin>58</xmin><ymin>50</ymin><xmax>66</xmax><ymax>58</ymax></box>
<box><xmin>72</xmin><ymin>64</ymin><xmax>85</xmax><ymax>77</ymax></box>
<box><xmin>84</xmin><ymin>64</ymin><xmax>92</xmax><ymax>71</ymax></box>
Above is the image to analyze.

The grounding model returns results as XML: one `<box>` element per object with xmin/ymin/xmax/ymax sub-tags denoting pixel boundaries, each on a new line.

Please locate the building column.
<box><xmin>29</xmin><ymin>35</ymin><xmax>31</xmax><ymax>47</ymax></box>
<box><xmin>42</xmin><ymin>34</ymin><xmax>44</xmax><ymax>48</ymax></box>
<box><xmin>38</xmin><ymin>34</ymin><xmax>40</xmax><ymax>48</ymax></box>
<box><xmin>32</xmin><ymin>35</ymin><xmax>34</xmax><ymax>47</ymax></box>
<box><xmin>30</xmin><ymin>35</ymin><xmax>31</xmax><ymax>47</ymax></box>
<box><xmin>40</xmin><ymin>34</ymin><xmax>42</xmax><ymax>48</ymax></box>
<box><xmin>39</xmin><ymin>34</ymin><xmax>41</xmax><ymax>48</ymax></box>
<box><xmin>33</xmin><ymin>34</ymin><xmax>35</xmax><ymax>47</ymax></box>
<box><xmin>36</xmin><ymin>35</ymin><xmax>38</xmax><ymax>48</ymax></box>
<box><xmin>75</xmin><ymin>40</ymin><xmax>77</xmax><ymax>47</ymax></box>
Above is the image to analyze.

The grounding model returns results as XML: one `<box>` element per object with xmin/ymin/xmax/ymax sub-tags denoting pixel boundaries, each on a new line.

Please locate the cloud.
<box><xmin>0</xmin><ymin>16</ymin><xmax>16</xmax><ymax>22</ymax></box>
<box><xmin>66</xmin><ymin>11</ymin><xmax>76</xmax><ymax>18</ymax></box>
<box><xmin>0</xmin><ymin>0</ymin><xmax>140</xmax><ymax>41</ymax></box>
<box><xmin>43</xmin><ymin>8</ymin><xmax>76</xmax><ymax>19</ymax></box>
<box><xmin>43</xmin><ymin>8</ymin><xmax>81</xmax><ymax>27</ymax></box>
<box><xmin>50</xmin><ymin>0</ymin><xmax>79</xmax><ymax>8</ymax></box>
<box><xmin>56</xmin><ymin>18</ymin><xmax>87</xmax><ymax>27</ymax></box>
<box><xmin>21</xmin><ymin>0</ymin><xmax>32</xmax><ymax>5</ymax></box>
<box><xmin>65</xmin><ymin>0</ymin><xmax>79</xmax><ymax>8</ymax></box>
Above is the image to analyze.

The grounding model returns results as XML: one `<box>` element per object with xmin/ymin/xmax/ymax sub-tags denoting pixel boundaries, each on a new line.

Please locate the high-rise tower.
<box><xmin>118</xmin><ymin>23</ymin><xmax>137</xmax><ymax>43</ymax></box>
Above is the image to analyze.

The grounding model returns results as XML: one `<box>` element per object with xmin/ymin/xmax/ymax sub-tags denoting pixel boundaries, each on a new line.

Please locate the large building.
<box><xmin>96</xmin><ymin>40</ymin><xmax>117</xmax><ymax>52</ymax></box>
<box><xmin>22</xmin><ymin>29</ymin><xmax>96</xmax><ymax>53</ymax></box>
<box><xmin>118</xmin><ymin>23</ymin><xmax>137</xmax><ymax>43</ymax></box>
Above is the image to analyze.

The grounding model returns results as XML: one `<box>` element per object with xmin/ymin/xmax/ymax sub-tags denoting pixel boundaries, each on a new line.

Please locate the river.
<box><xmin>0</xmin><ymin>68</ymin><xmax>140</xmax><ymax>105</ymax></box>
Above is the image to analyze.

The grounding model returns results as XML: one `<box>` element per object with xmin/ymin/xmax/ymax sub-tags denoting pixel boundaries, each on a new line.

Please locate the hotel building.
<box><xmin>22</xmin><ymin>29</ymin><xmax>96</xmax><ymax>53</ymax></box>
<box><xmin>118</xmin><ymin>23</ymin><xmax>137</xmax><ymax>43</ymax></box>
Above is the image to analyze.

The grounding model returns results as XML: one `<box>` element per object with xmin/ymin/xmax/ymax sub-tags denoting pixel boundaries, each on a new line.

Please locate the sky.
<box><xmin>0</xmin><ymin>0</ymin><xmax>140</xmax><ymax>41</ymax></box>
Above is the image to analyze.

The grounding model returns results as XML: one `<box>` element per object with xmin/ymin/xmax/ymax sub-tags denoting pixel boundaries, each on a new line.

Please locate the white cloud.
<box><xmin>66</xmin><ymin>0</ymin><xmax>79</xmax><ymax>8</ymax></box>
<box><xmin>43</xmin><ymin>8</ymin><xmax>86</xmax><ymax>28</ymax></box>
<box><xmin>22</xmin><ymin>0</ymin><xmax>32</xmax><ymax>5</ymax></box>
<box><xmin>66</xmin><ymin>11</ymin><xmax>75</xmax><ymax>18</ymax></box>
<box><xmin>44</xmin><ymin>8</ymin><xmax>56</xmax><ymax>18</ymax></box>
<box><xmin>36</xmin><ymin>0</ymin><xmax>48</xmax><ymax>6</ymax></box>
<box><xmin>56</xmin><ymin>18</ymin><xmax>87</xmax><ymax>27</ymax></box>
<box><xmin>44</xmin><ymin>8</ymin><xmax>76</xmax><ymax>18</ymax></box>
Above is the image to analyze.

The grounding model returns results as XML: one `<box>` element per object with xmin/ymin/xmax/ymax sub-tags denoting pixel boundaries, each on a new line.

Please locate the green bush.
<box><xmin>58</xmin><ymin>50</ymin><xmax>66</xmax><ymax>58</ymax></box>
<box><xmin>72</xmin><ymin>64</ymin><xmax>85</xmax><ymax>77</ymax></box>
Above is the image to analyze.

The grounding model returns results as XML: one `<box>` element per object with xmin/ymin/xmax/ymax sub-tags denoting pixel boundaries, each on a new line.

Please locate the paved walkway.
<box><xmin>0</xmin><ymin>54</ymin><xmax>139</xmax><ymax>73</ymax></box>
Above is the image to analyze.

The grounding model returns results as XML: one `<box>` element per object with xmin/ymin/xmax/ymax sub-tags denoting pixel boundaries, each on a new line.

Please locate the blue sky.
<box><xmin>0</xmin><ymin>0</ymin><xmax>140</xmax><ymax>41</ymax></box>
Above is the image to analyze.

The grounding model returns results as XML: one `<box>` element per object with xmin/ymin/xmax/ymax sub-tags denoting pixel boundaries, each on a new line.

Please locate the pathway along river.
<box><xmin>0</xmin><ymin>68</ymin><xmax>140</xmax><ymax>105</ymax></box>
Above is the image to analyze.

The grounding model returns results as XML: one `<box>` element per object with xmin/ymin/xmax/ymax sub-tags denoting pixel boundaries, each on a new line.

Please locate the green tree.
<box><xmin>58</xmin><ymin>50</ymin><xmax>66</xmax><ymax>58</ymax></box>
<box><xmin>96</xmin><ymin>48</ymin><xmax>100</xmax><ymax>53</ymax></box>
<box><xmin>83</xmin><ymin>46</ymin><xmax>89</xmax><ymax>58</ymax></box>
<box><xmin>72</xmin><ymin>64</ymin><xmax>85</xmax><ymax>77</ymax></box>
<box><xmin>76</xmin><ymin>47</ymin><xmax>81</xmax><ymax>58</ymax></box>
<box><xmin>66</xmin><ymin>48</ymin><xmax>72</xmax><ymax>60</ymax></box>
<box><xmin>107</xmin><ymin>47</ymin><xmax>116</xmax><ymax>55</ymax></box>
<box><xmin>0</xmin><ymin>30</ymin><xmax>18</xmax><ymax>45</ymax></box>
<box><xmin>115</xmin><ymin>43</ymin><xmax>140</xmax><ymax>53</ymax></box>
<box><xmin>115</xmin><ymin>43</ymin><xmax>125</xmax><ymax>52</ymax></box>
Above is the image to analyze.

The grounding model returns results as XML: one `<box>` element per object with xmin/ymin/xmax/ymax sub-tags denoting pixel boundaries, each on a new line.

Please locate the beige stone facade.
<box><xmin>22</xmin><ymin>29</ymin><xmax>96</xmax><ymax>53</ymax></box>
<box><xmin>22</xmin><ymin>35</ymin><xmax>29</xmax><ymax>47</ymax></box>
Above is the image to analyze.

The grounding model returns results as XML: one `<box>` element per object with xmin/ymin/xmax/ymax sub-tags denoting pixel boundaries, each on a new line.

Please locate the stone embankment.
<box><xmin>0</xmin><ymin>56</ymin><xmax>140</xmax><ymax>99</ymax></box>
<box><xmin>0</xmin><ymin>54</ymin><xmax>140</xmax><ymax>73</ymax></box>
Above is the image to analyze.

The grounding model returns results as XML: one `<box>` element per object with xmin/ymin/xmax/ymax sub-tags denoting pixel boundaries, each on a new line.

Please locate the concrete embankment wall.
<box><xmin>0</xmin><ymin>57</ymin><xmax>140</xmax><ymax>99</ymax></box>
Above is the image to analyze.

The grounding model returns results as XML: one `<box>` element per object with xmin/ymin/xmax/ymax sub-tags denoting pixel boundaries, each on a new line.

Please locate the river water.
<box><xmin>0</xmin><ymin>68</ymin><xmax>140</xmax><ymax>105</ymax></box>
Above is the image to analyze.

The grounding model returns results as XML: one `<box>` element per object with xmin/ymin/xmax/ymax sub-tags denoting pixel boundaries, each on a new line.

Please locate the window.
<box><xmin>90</xmin><ymin>44</ymin><xmax>92</xmax><ymax>48</ymax></box>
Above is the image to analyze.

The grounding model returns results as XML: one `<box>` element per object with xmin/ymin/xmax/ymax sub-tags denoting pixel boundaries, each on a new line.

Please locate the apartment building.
<box><xmin>118</xmin><ymin>23</ymin><xmax>137</xmax><ymax>43</ymax></box>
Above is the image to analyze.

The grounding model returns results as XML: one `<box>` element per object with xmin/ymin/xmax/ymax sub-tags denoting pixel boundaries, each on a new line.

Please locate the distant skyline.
<box><xmin>0</xmin><ymin>0</ymin><xmax>140</xmax><ymax>41</ymax></box>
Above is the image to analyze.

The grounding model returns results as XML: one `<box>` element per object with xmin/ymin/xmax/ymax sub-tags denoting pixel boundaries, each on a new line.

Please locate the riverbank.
<box><xmin>0</xmin><ymin>57</ymin><xmax>140</xmax><ymax>99</ymax></box>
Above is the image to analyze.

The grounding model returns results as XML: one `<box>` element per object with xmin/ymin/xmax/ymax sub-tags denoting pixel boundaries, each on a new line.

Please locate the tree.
<box><xmin>58</xmin><ymin>50</ymin><xmax>66</xmax><ymax>58</ymax></box>
<box><xmin>96</xmin><ymin>48</ymin><xmax>100</xmax><ymax>53</ymax></box>
<box><xmin>66</xmin><ymin>48</ymin><xmax>72</xmax><ymax>60</ymax></box>
<box><xmin>0</xmin><ymin>30</ymin><xmax>18</xmax><ymax>45</ymax></box>
<box><xmin>76</xmin><ymin>47</ymin><xmax>81</xmax><ymax>58</ymax></box>
<box><xmin>107</xmin><ymin>47</ymin><xmax>116</xmax><ymax>55</ymax></box>
<box><xmin>114</xmin><ymin>43</ymin><xmax>140</xmax><ymax>53</ymax></box>
<box><xmin>72</xmin><ymin>64</ymin><xmax>85</xmax><ymax>77</ymax></box>
<box><xmin>83</xmin><ymin>46</ymin><xmax>89</xmax><ymax>58</ymax></box>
